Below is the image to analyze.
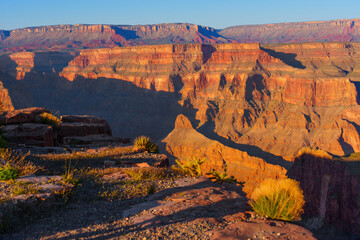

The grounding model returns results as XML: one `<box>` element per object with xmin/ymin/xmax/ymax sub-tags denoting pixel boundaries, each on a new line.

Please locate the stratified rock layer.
<box><xmin>2</xmin><ymin>42</ymin><xmax>360</xmax><ymax>159</ymax></box>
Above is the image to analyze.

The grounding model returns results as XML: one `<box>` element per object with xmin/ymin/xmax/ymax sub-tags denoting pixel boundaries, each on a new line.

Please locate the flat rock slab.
<box><xmin>102</xmin><ymin>172</ymin><xmax>131</xmax><ymax>181</ymax></box>
<box><xmin>17</xmin><ymin>175</ymin><xmax>63</xmax><ymax>183</ymax></box>
<box><xmin>210</xmin><ymin>220</ymin><xmax>316</xmax><ymax>240</ymax></box>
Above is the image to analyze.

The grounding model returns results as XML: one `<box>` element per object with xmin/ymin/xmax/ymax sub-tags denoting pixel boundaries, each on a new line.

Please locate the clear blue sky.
<box><xmin>1</xmin><ymin>0</ymin><xmax>359</xmax><ymax>30</ymax></box>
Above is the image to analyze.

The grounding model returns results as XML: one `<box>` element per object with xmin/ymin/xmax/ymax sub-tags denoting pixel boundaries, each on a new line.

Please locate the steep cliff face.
<box><xmin>0</xmin><ymin>81</ymin><xmax>14</xmax><ymax>112</ymax></box>
<box><xmin>1</xmin><ymin>42</ymin><xmax>360</xmax><ymax>158</ymax></box>
<box><xmin>288</xmin><ymin>151</ymin><xmax>360</xmax><ymax>233</ymax></box>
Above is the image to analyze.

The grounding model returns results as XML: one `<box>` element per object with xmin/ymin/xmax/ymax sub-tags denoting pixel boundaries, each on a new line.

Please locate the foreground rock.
<box><xmin>0</xmin><ymin>107</ymin><xmax>49</xmax><ymax>124</ymax></box>
<box><xmin>0</xmin><ymin>109</ymin><xmax>127</xmax><ymax>148</ymax></box>
<box><xmin>1</xmin><ymin>123</ymin><xmax>54</xmax><ymax>147</ymax></box>
<box><xmin>2</xmin><ymin>176</ymin><xmax>315</xmax><ymax>239</ymax></box>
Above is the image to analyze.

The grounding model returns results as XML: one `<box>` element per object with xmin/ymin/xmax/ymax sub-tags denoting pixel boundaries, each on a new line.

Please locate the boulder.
<box><xmin>60</xmin><ymin>115</ymin><xmax>112</xmax><ymax>134</ymax></box>
<box><xmin>58</xmin><ymin>122</ymin><xmax>111</xmax><ymax>139</ymax></box>
<box><xmin>0</xmin><ymin>107</ymin><xmax>50</xmax><ymax>124</ymax></box>
<box><xmin>1</xmin><ymin>123</ymin><xmax>54</xmax><ymax>147</ymax></box>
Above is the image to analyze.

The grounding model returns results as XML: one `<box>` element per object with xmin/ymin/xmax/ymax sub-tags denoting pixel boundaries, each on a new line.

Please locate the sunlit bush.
<box><xmin>133</xmin><ymin>136</ymin><xmax>159</xmax><ymax>153</ymax></box>
<box><xmin>249</xmin><ymin>178</ymin><xmax>305</xmax><ymax>221</ymax></box>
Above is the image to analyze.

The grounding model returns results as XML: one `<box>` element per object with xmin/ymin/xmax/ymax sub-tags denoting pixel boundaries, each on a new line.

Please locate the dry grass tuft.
<box><xmin>249</xmin><ymin>178</ymin><xmax>305</xmax><ymax>221</ymax></box>
<box><xmin>0</xmin><ymin>148</ymin><xmax>38</xmax><ymax>179</ymax></box>
<box><xmin>39</xmin><ymin>112</ymin><xmax>61</xmax><ymax>128</ymax></box>
<box><xmin>133</xmin><ymin>136</ymin><xmax>159</xmax><ymax>153</ymax></box>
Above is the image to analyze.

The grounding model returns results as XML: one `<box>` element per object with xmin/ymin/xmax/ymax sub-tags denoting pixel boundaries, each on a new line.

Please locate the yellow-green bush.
<box><xmin>175</xmin><ymin>157</ymin><xmax>206</xmax><ymax>177</ymax></box>
<box><xmin>39</xmin><ymin>112</ymin><xmax>61</xmax><ymax>128</ymax></box>
<box><xmin>133</xmin><ymin>136</ymin><xmax>159</xmax><ymax>153</ymax></box>
<box><xmin>249</xmin><ymin>178</ymin><xmax>305</xmax><ymax>221</ymax></box>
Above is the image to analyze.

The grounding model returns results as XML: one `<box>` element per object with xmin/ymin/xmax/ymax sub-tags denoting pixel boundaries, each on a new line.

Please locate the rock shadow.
<box><xmin>201</xmin><ymin>44</ymin><xmax>216</xmax><ymax>64</ymax></box>
<box><xmin>33</xmin><ymin>51</ymin><xmax>78</xmax><ymax>73</ymax></box>
<box><xmin>260</xmin><ymin>46</ymin><xmax>306</xmax><ymax>69</ymax></box>
<box><xmin>111</xmin><ymin>26</ymin><xmax>139</xmax><ymax>41</ymax></box>
<box><xmin>197</xmin><ymin>122</ymin><xmax>292</xmax><ymax>169</ymax></box>
<box><xmin>0</xmin><ymin>73</ymin><xmax>184</xmax><ymax>141</ymax></box>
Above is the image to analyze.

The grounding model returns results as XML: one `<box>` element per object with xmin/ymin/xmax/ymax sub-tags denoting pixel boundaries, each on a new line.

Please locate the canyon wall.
<box><xmin>1</xmin><ymin>42</ymin><xmax>360</xmax><ymax>160</ymax></box>
<box><xmin>288</xmin><ymin>150</ymin><xmax>360</xmax><ymax>233</ymax></box>
<box><xmin>2</xmin><ymin>18</ymin><xmax>360</xmax><ymax>52</ymax></box>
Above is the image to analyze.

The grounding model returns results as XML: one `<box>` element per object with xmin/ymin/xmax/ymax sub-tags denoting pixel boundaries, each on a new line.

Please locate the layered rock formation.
<box><xmin>1</xmin><ymin>42</ymin><xmax>360</xmax><ymax>159</ymax></box>
<box><xmin>162</xmin><ymin>115</ymin><xmax>288</xmax><ymax>195</ymax></box>
<box><xmin>2</xmin><ymin>19</ymin><xmax>360</xmax><ymax>52</ymax></box>
<box><xmin>0</xmin><ymin>23</ymin><xmax>230</xmax><ymax>52</ymax></box>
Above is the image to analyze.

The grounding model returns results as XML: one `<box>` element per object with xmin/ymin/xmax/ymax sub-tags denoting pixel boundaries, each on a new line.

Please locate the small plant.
<box><xmin>0</xmin><ymin>148</ymin><xmax>36</xmax><ymax>178</ymax></box>
<box><xmin>121</xmin><ymin>167</ymin><xmax>170</xmax><ymax>181</ymax></box>
<box><xmin>62</xmin><ymin>159</ymin><xmax>79</xmax><ymax>185</ymax></box>
<box><xmin>0</xmin><ymin>165</ymin><xmax>20</xmax><ymax>180</ymax></box>
<box><xmin>175</xmin><ymin>157</ymin><xmax>206</xmax><ymax>177</ymax></box>
<box><xmin>249</xmin><ymin>178</ymin><xmax>305</xmax><ymax>221</ymax></box>
<box><xmin>206</xmin><ymin>163</ymin><xmax>244</xmax><ymax>186</ymax></box>
<box><xmin>39</xmin><ymin>112</ymin><xmax>61</xmax><ymax>128</ymax></box>
<box><xmin>133</xmin><ymin>136</ymin><xmax>159</xmax><ymax>153</ymax></box>
<box><xmin>12</xmin><ymin>183</ymin><xmax>40</xmax><ymax>196</ymax></box>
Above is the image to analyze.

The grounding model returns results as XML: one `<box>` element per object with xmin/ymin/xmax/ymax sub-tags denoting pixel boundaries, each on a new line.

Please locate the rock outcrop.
<box><xmin>0</xmin><ymin>109</ymin><xmax>124</xmax><ymax>148</ymax></box>
<box><xmin>288</xmin><ymin>149</ymin><xmax>360</xmax><ymax>234</ymax></box>
<box><xmin>162</xmin><ymin>115</ymin><xmax>288</xmax><ymax>195</ymax></box>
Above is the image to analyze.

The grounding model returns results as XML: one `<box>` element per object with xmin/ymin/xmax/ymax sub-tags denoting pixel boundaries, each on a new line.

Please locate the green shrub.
<box><xmin>175</xmin><ymin>157</ymin><xmax>206</xmax><ymax>177</ymax></box>
<box><xmin>206</xmin><ymin>163</ymin><xmax>244</xmax><ymax>185</ymax></box>
<box><xmin>39</xmin><ymin>112</ymin><xmax>61</xmax><ymax>128</ymax></box>
<box><xmin>0</xmin><ymin>148</ymin><xmax>37</xmax><ymax>178</ymax></box>
<box><xmin>133</xmin><ymin>136</ymin><xmax>159</xmax><ymax>153</ymax></box>
<box><xmin>0</xmin><ymin>165</ymin><xmax>20</xmax><ymax>180</ymax></box>
<box><xmin>249</xmin><ymin>178</ymin><xmax>305</xmax><ymax>221</ymax></box>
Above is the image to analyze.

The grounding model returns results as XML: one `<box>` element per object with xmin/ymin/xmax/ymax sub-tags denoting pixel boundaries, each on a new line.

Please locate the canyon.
<box><xmin>1</xmin><ymin>20</ymin><xmax>360</xmax><ymax>234</ymax></box>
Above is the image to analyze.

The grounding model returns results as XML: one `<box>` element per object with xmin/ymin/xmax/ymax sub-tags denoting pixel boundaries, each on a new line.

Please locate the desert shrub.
<box><xmin>249</xmin><ymin>178</ymin><xmax>305</xmax><ymax>221</ymax></box>
<box><xmin>0</xmin><ymin>148</ymin><xmax>37</xmax><ymax>178</ymax></box>
<box><xmin>121</xmin><ymin>167</ymin><xmax>170</xmax><ymax>181</ymax></box>
<box><xmin>206</xmin><ymin>163</ymin><xmax>244</xmax><ymax>185</ymax></box>
<box><xmin>39</xmin><ymin>112</ymin><xmax>61</xmax><ymax>128</ymax></box>
<box><xmin>0</xmin><ymin>165</ymin><xmax>20</xmax><ymax>180</ymax></box>
<box><xmin>133</xmin><ymin>136</ymin><xmax>159</xmax><ymax>153</ymax></box>
<box><xmin>175</xmin><ymin>157</ymin><xmax>206</xmax><ymax>177</ymax></box>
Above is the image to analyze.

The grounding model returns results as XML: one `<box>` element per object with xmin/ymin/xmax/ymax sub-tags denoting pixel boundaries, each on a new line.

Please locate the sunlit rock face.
<box><xmin>2</xmin><ymin>42</ymin><xmax>360</xmax><ymax>159</ymax></box>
